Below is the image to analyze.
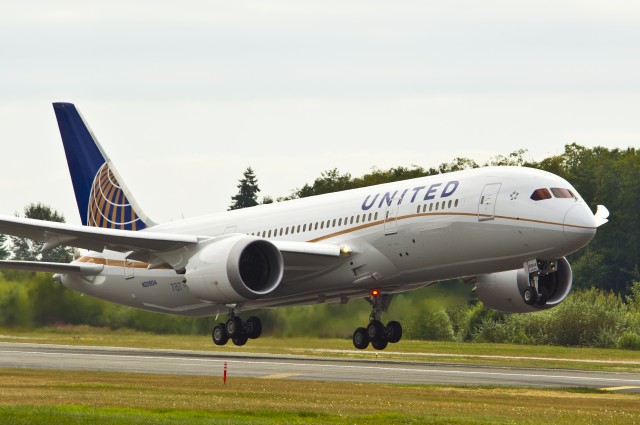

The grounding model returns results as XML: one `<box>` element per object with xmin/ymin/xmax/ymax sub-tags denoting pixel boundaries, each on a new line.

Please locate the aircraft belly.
<box><xmin>61</xmin><ymin>267</ymin><xmax>222</xmax><ymax>316</ymax></box>
<box><xmin>451</xmin><ymin>221</ymin><xmax>565</xmax><ymax>264</ymax></box>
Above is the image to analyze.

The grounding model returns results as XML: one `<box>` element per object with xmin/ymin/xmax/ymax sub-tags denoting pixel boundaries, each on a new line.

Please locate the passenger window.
<box><xmin>297</xmin><ymin>225</ymin><xmax>301</xmax><ymax>233</ymax></box>
<box><xmin>268</xmin><ymin>230</ymin><xmax>272</xmax><ymax>238</ymax></box>
<box><xmin>448</xmin><ymin>200</ymin><xmax>452</xmax><ymax>208</ymax></box>
<box><xmin>435</xmin><ymin>203</ymin><xmax>439</xmax><ymax>211</ymax></box>
<box><xmin>531</xmin><ymin>188</ymin><xmax>552</xmax><ymax>201</ymax></box>
<box><xmin>368</xmin><ymin>213</ymin><xmax>372</xmax><ymax>221</ymax></box>
<box><xmin>374</xmin><ymin>212</ymin><xmax>378</xmax><ymax>220</ymax></box>
<box><xmin>429</xmin><ymin>203</ymin><xmax>433</xmax><ymax>211</ymax></box>
<box><xmin>338</xmin><ymin>218</ymin><xmax>342</xmax><ymax>226</ymax></box>
<box><xmin>550</xmin><ymin>188</ymin><xmax>575</xmax><ymax>198</ymax></box>
<box><xmin>455</xmin><ymin>199</ymin><xmax>459</xmax><ymax>207</ymax></box>
<box><xmin>350</xmin><ymin>216</ymin><xmax>354</xmax><ymax>224</ymax></box>
<box><xmin>356</xmin><ymin>215</ymin><xmax>360</xmax><ymax>223</ymax></box>
<box><xmin>314</xmin><ymin>222</ymin><xmax>318</xmax><ymax>230</ymax></box>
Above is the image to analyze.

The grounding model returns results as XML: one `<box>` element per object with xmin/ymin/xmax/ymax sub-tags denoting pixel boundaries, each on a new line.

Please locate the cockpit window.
<box><xmin>530</xmin><ymin>188</ymin><xmax>552</xmax><ymax>201</ymax></box>
<box><xmin>550</xmin><ymin>188</ymin><xmax>575</xmax><ymax>199</ymax></box>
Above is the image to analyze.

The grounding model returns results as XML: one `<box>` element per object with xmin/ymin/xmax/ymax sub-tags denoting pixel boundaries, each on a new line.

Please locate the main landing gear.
<box><xmin>212</xmin><ymin>311</ymin><xmax>262</xmax><ymax>347</ymax></box>
<box><xmin>352</xmin><ymin>291</ymin><xmax>403</xmax><ymax>350</ymax></box>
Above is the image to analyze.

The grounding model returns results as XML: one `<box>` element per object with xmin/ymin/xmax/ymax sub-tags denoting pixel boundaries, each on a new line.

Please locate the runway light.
<box><xmin>371</xmin><ymin>289</ymin><xmax>380</xmax><ymax>297</ymax></box>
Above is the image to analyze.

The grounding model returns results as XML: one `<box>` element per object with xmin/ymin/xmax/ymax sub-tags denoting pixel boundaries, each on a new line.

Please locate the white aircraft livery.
<box><xmin>0</xmin><ymin>103</ymin><xmax>609</xmax><ymax>350</ymax></box>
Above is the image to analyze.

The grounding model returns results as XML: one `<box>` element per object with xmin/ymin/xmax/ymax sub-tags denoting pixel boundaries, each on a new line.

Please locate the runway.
<box><xmin>1</xmin><ymin>342</ymin><xmax>639</xmax><ymax>392</ymax></box>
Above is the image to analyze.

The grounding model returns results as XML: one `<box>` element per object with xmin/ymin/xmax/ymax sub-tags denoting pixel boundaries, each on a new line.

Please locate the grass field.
<box><xmin>0</xmin><ymin>368</ymin><xmax>639</xmax><ymax>424</ymax></box>
<box><xmin>0</xmin><ymin>326</ymin><xmax>639</xmax><ymax>424</ymax></box>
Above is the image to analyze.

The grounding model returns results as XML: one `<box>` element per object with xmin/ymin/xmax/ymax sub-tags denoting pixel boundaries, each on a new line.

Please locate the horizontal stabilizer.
<box><xmin>0</xmin><ymin>260</ymin><xmax>103</xmax><ymax>276</ymax></box>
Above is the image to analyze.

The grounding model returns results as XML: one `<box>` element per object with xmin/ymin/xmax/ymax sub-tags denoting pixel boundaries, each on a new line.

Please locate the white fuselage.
<box><xmin>61</xmin><ymin>166</ymin><xmax>597</xmax><ymax>316</ymax></box>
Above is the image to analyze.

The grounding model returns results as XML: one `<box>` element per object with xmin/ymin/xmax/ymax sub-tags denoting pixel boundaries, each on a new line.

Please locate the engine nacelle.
<box><xmin>184</xmin><ymin>235</ymin><xmax>284</xmax><ymax>304</ymax></box>
<box><xmin>475</xmin><ymin>257</ymin><xmax>572</xmax><ymax>313</ymax></box>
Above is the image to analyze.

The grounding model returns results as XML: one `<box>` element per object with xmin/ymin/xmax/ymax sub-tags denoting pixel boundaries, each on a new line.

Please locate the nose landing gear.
<box><xmin>522</xmin><ymin>259</ymin><xmax>557</xmax><ymax>306</ymax></box>
<box><xmin>352</xmin><ymin>292</ymin><xmax>403</xmax><ymax>350</ymax></box>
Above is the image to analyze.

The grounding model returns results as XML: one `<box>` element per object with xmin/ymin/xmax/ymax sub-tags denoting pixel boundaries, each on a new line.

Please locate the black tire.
<box><xmin>226</xmin><ymin>316</ymin><xmax>243</xmax><ymax>338</ymax></box>
<box><xmin>522</xmin><ymin>288</ymin><xmax>537</xmax><ymax>305</ymax></box>
<box><xmin>212</xmin><ymin>323</ymin><xmax>229</xmax><ymax>346</ymax></box>
<box><xmin>232</xmin><ymin>334</ymin><xmax>249</xmax><ymax>346</ymax></box>
<box><xmin>245</xmin><ymin>316</ymin><xmax>262</xmax><ymax>339</ymax></box>
<box><xmin>371</xmin><ymin>338</ymin><xmax>388</xmax><ymax>350</ymax></box>
<box><xmin>367</xmin><ymin>320</ymin><xmax>384</xmax><ymax>341</ymax></box>
<box><xmin>386</xmin><ymin>321</ymin><xmax>403</xmax><ymax>344</ymax></box>
<box><xmin>353</xmin><ymin>327</ymin><xmax>369</xmax><ymax>350</ymax></box>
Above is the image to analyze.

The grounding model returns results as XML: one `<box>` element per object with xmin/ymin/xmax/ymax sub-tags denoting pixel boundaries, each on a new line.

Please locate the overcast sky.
<box><xmin>1</xmin><ymin>1</ymin><xmax>638</xmax><ymax>224</ymax></box>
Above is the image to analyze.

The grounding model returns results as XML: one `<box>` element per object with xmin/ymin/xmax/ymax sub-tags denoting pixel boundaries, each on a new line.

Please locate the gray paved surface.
<box><xmin>0</xmin><ymin>342</ymin><xmax>639</xmax><ymax>392</ymax></box>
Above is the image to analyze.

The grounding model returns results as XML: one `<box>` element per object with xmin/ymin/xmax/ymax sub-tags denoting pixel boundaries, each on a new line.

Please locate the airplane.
<box><xmin>0</xmin><ymin>103</ymin><xmax>609</xmax><ymax>350</ymax></box>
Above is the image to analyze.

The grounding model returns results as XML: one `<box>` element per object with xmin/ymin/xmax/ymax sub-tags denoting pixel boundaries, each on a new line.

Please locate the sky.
<box><xmin>0</xmin><ymin>0</ymin><xmax>639</xmax><ymax>224</ymax></box>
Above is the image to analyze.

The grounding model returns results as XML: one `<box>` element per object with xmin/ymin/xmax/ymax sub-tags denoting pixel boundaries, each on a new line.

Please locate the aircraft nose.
<box><xmin>563</xmin><ymin>203</ymin><xmax>597</xmax><ymax>251</ymax></box>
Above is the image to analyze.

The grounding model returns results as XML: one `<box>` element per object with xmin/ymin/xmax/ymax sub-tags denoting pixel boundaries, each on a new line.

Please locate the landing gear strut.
<box><xmin>522</xmin><ymin>259</ymin><xmax>556</xmax><ymax>306</ymax></box>
<box><xmin>212</xmin><ymin>310</ymin><xmax>262</xmax><ymax>347</ymax></box>
<box><xmin>352</xmin><ymin>292</ymin><xmax>403</xmax><ymax>350</ymax></box>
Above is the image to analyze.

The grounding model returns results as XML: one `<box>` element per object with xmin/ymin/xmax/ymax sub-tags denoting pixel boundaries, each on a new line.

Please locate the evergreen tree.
<box><xmin>10</xmin><ymin>202</ymin><xmax>75</xmax><ymax>262</ymax></box>
<box><xmin>0</xmin><ymin>234</ymin><xmax>9</xmax><ymax>260</ymax></box>
<box><xmin>229</xmin><ymin>167</ymin><xmax>260</xmax><ymax>210</ymax></box>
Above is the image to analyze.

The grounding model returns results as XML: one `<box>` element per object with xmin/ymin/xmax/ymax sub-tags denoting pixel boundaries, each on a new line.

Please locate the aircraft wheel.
<box><xmin>522</xmin><ymin>288</ymin><xmax>537</xmax><ymax>305</ymax></box>
<box><xmin>212</xmin><ymin>323</ymin><xmax>229</xmax><ymax>346</ymax></box>
<box><xmin>226</xmin><ymin>316</ymin><xmax>243</xmax><ymax>338</ymax></box>
<box><xmin>367</xmin><ymin>320</ymin><xmax>384</xmax><ymax>341</ymax></box>
<box><xmin>245</xmin><ymin>316</ymin><xmax>262</xmax><ymax>339</ymax></box>
<box><xmin>371</xmin><ymin>338</ymin><xmax>388</xmax><ymax>351</ymax></box>
<box><xmin>386</xmin><ymin>321</ymin><xmax>403</xmax><ymax>344</ymax></box>
<box><xmin>353</xmin><ymin>327</ymin><xmax>369</xmax><ymax>350</ymax></box>
<box><xmin>232</xmin><ymin>334</ymin><xmax>249</xmax><ymax>346</ymax></box>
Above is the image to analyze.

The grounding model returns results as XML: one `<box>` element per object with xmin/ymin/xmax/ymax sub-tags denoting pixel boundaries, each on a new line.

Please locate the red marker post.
<box><xmin>223</xmin><ymin>361</ymin><xmax>228</xmax><ymax>385</ymax></box>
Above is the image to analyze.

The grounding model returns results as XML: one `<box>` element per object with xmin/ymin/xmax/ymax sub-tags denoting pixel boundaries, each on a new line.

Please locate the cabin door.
<box><xmin>478</xmin><ymin>183</ymin><xmax>501</xmax><ymax>221</ymax></box>
<box><xmin>384</xmin><ymin>205</ymin><xmax>398</xmax><ymax>235</ymax></box>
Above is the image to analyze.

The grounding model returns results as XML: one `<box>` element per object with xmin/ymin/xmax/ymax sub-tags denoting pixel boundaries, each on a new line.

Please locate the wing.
<box><xmin>0</xmin><ymin>260</ymin><xmax>103</xmax><ymax>276</ymax></box>
<box><xmin>0</xmin><ymin>215</ymin><xmax>200</xmax><ymax>254</ymax></box>
<box><xmin>0</xmin><ymin>215</ymin><xmax>345</xmax><ymax>275</ymax></box>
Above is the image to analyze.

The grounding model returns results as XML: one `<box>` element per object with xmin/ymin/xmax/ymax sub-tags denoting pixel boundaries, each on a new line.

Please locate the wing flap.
<box><xmin>272</xmin><ymin>240</ymin><xmax>342</xmax><ymax>257</ymax></box>
<box><xmin>0</xmin><ymin>260</ymin><xmax>103</xmax><ymax>276</ymax></box>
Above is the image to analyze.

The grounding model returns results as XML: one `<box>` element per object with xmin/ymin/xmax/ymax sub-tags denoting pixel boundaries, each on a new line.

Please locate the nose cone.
<box><xmin>563</xmin><ymin>203</ymin><xmax>597</xmax><ymax>252</ymax></box>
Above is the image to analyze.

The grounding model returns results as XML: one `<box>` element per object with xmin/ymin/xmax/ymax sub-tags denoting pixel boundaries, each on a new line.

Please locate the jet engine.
<box><xmin>184</xmin><ymin>235</ymin><xmax>284</xmax><ymax>304</ymax></box>
<box><xmin>474</xmin><ymin>257</ymin><xmax>572</xmax><ymax>313</ymax></box>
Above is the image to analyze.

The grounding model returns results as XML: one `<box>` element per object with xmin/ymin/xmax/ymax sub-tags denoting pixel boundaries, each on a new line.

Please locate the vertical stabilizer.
<box><xmin>53</xmin><ymin>103</ymin><xmax>155</xmax><ymax>230</ymax></box>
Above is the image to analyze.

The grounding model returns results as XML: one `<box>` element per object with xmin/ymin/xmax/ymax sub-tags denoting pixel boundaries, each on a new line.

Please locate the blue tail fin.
<box><xmin>53</xmin><ymin>103</ymin><xmax>154</xmax><ymax>231</ymax></box>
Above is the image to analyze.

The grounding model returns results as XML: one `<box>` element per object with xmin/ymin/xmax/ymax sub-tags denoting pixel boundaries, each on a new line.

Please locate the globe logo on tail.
<box><xmin>87</xmin><ymin>163</ymin><xmax>145</xmax><ymax>230</ymax></box>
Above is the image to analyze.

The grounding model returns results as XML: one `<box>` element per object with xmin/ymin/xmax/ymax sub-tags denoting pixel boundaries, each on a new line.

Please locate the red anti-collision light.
<box><xmin>371</xmin><ymin>289</ymin><xmax>380</xmax><ymax>297</ymax></box>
